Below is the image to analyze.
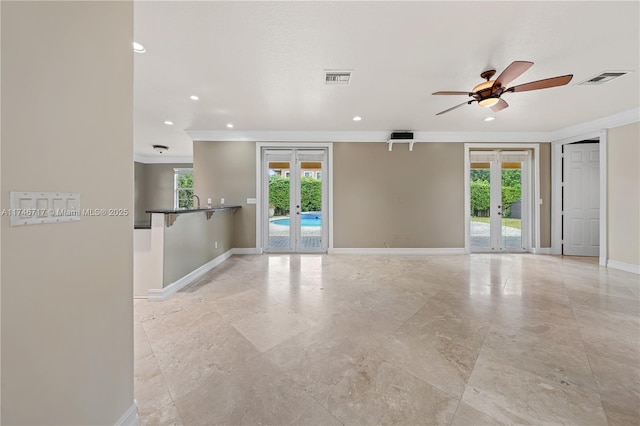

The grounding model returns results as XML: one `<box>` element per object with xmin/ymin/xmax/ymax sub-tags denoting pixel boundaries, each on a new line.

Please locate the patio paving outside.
<box><xmin>470</xmin><ymin>221</ymin><xmax>523</xmax><ymax>250</ymax></box>
<box><xmin>268</xmin><ymin>217</ymin><xmax>322</xmax><ymax>250</ymax></box>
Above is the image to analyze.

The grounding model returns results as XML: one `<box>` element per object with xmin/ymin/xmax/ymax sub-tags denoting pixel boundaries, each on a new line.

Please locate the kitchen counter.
<box><xmin>146</xmin><ymin>205</ymin><xmax>241</xmax><ymax>227</ymax></box>
<box><xmin>135</xmin><ymin>205</ymin><xmax>241</xmax><ymax>300</ymax></box>
<box><xmin>146</xmin><ymin>205</ymin><xmax>241</xmax><ymax>214</ymax></box>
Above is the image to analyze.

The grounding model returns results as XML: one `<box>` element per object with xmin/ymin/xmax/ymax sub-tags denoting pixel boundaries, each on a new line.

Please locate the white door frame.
<box><xmin>255</xmin><ymin>142</ymin><xmax>334</xmax><ymax>253</ymax></box>
<box><xmin>464</xmin><ymin>143</ymin><xmax>540</xmax><ymax>254</ymax></box>
<box><xmin>551</xmin><ymin>130</ymin><xmax>607</xmax><ymax>265</ymax></box>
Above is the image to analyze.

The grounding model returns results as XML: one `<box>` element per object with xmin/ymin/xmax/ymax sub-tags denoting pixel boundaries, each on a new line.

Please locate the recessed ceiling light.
<box><xmin>190</xmin><ymin>95</ymin><xmax>199</xmax><ymax>101</ymax></box>
<box><xmin>352</xmin><ymin>116</ymin><xmax>362</xmax><ymax>121</ymax></box>
<box><xmin>164</xmin><ymin>121</ymin><xmax>174</xmax><ymax>126</ymax></box>
<box><xmin>132</xmin><ymin>42</ymin><xmax>146</xmax><ymax>53</ymax></box>
<box><xmin>484</xmin><ymin>116</ymin><xmax>496</xmax><ymax>122</ymax></box>
<box><xmin>226</xmin><ymin>123</ymin><xmax>234</xmax><ymax>128</ymax></box>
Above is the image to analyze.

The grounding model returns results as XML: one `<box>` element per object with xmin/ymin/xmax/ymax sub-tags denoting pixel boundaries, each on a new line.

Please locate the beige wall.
<box><xmin>162</xmin><ymin>210</ymin><xmax>234</xmax><ymax>285</ymax></box>
<box><xmin>194</xmin><ymin>141</ymin><xmax>256</xmax><ymax>248</ymax></box>
<box><xmin>192</xmin><ymin>141</ymin><xmax>551</xmax><ymax>250</ymax></box>
<box><xmin>334</xmin><ymin>143</ymin><xmax>465</xmax><ymax>248</ymax></box>
<box><xmin>134</xmin><ymin>162</ymin><xmax>193</xmax><ymax>224</ymax></box>
<box><xmin>608</xmin><ymin>122</ymin><xmax>640</xmax><ymax>266</ymax></box>
<box><xmin>1</xmin><ymin>2</ymin><xmax>134</xmax><ymax>424</ymax></box>
<box><xmin>539</xmin><ymin>143</ymin><xmax>552</xmax><ymax>247</ymax></box>
<box><xmin>135</xmin><ymin>161</ymin><xmax>149</xmax><ymax>223</ymax></box>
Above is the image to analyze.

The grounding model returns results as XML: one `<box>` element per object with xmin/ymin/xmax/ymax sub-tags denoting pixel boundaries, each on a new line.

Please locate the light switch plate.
<box><xmin>9</xmin><ymin>192</ymin><xmax>80</xmax><ymax>226</ymax></box>
<box><xmin>246</xmin><ymin>198</ymin><xmax>257</xmax><ymax>205</ymax></box>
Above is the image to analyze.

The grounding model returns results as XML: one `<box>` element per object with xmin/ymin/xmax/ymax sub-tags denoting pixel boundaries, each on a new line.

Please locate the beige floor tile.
<box><xmin>134</xmin><ymin>352</ymin><xmax>174</xmax><ymax>418</ymax></box>
<box><xmin>151</xmin><ymin>311</ymin><xmax>260</xmax><ymax>400</ymax></box>
<box><xmin>325</xmin><ymin>352</ymin><xmax>459</xmax><ymax>425</ymax></box>
<box><xmin>174</xmin><ymin>356</ymin><xmax>340</xmax><ymax>425</ymax></box>
<box><xmin>375</xmin><ymin>332</ymin><xmax>478</xmax><ymax>399</ymax></box>
<box><xmin>481</xmin><ymin>324</ymin><xmax>599</xmax><ymax>394</ymax></box>
<box><xmin>262</xmin><ymin>329</ymin><xmax>369</xmax><ymax>406</ymax></box>
<box><xmin>462</xmin><ymin>352</ymin><xmax>608</xmax><ymax>425</ymax></box>
<box><xmin>231</xmin><ymin>308</ymin><xmax>316</xmax><ymax>352</ymax></box>
<box><xmin>139</xmin><ymin>403</ymin><xmax>183</xmax><ymax>426</ymax></box>
<box><xmin>133</xmin><ymin>254</ymin><xmax>640</xmax><ymax>426</ymax></box>
<box><xmin>451</xmin><ymin>401</ymin><xmax>504</xmax><ymax>425</ymax></box>
<box><xmin>587</xmin><ymin>353</ymin><xmax>640</xmax><ymax>423</ymax></box>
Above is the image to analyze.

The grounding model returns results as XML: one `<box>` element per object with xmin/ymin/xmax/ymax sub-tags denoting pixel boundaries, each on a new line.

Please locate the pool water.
<box><xmin>272</xmin><ymin>213</ymin><xmax>321</xmax><ymax>227</ymax></box>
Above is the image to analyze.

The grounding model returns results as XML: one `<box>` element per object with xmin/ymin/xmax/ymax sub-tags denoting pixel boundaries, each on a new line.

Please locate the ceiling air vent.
<box><xmin>324</xmin><ymin>70</ymin><xmax>352</xmax><ymax>85</ymax></box>
<box><xmin>579</xmin><ymin>71</ymin><xmax>631</xmax><ymax>86</ymax></box>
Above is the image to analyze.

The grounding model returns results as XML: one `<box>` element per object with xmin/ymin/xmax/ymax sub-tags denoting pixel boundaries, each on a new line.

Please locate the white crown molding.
<box><xmin>134</xmin><ymin>154</ymin><xmax>193</xmax><ymax>164</ymax></box>
<box><xmin>186</xmin><ymin>130</ymin><xmax>391</xmax><ymax>142</ymax></box>
<box><xmin>184</xmin><ymin>108</ymin><xmax>638</xmax><ymax>144</ymax></box>
<box><xmin>549</xmin><ymin>107</ymin><xmax>640</xmax><ymax>144</ymax></box>
<box><xmin>186</xmin><ymin>129</ymin><xmax>549</xmax><ymax>143</ymax></box>
<box><xmin>139</xmin><ymin>108</ymin><xmax>639</xmax><ymax>163</ymax></box>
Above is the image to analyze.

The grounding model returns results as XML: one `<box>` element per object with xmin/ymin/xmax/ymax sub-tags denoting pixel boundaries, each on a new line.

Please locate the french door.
<box><xmin>262</xmin><ymin>148</ymin><xmax>328</xmax><ymax>253</ymax></box>
<box><xmin>469</xmin><ymin>150</ymin><xmax>530</xmax><ymax>252</ymax></box>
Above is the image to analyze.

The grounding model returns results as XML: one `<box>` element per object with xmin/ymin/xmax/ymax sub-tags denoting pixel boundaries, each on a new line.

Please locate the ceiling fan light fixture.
<box><xmin>479</xmin><ymin>97</ymin><xmax>500</xmax><ymax>108</ymax></box>
<box><xmin>472</xmin><ymin>80</ymin><xmax>494</xmax><ymax>93</ymax></box>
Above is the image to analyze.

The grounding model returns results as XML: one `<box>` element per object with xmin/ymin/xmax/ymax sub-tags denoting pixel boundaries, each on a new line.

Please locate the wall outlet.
<box><xmin>207</xmin><ymin>198</ymin><xmax>212</xmax><ymax>204</ymax></box>
<box><xmin>214</xmin><ymin>241</ymin><xmax>218</xmax><ymax>249</ymax></box>
<box><xmin>220</xmin><ymin>198</ymin><xmax>225</xmax><ymax>204</ymax></box>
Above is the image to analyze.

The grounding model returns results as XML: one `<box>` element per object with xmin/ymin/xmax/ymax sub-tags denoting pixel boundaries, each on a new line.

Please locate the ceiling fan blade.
<box><xmin>491</xmin><ymin>98</ymin><xmax>509</xmax><ymax>112</ymax></box>
<box><xmin>494</xmin><ymin>61</ymin><xmax>534</xmax><ymax>88</ymax></box>
<box><xmin>432</xmin><ymin>91</ymin><xmax>473</xmax><ymax>96</ymax></box>
<box><xmin>509</xmin><ymin>74</ymin><xmax>573</xmax><ymax>92</ymax></box>
<box><xmin>435</xmin><ymin>100</ymin><xmax>474</xmax><ymax>115</ymax></box>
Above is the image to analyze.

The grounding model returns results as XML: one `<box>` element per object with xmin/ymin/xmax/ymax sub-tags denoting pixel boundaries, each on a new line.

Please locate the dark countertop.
<box><xmin>146</xmin><ymin>205</ymin><xmax>242</xmax><ymax>214</ymax></box>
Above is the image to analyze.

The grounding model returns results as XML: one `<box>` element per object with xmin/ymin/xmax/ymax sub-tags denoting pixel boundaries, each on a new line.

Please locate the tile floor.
<box><xmin>134</xmin><ymin>254</ymin><xmax>640</xmax><ymax>425</ymax></box>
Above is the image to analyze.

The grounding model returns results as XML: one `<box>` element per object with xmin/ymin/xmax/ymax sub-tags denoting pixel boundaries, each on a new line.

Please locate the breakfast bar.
<box><xmin>134</xmin><ymin>205</ymin><xmax>241</xmax><ymax>300</ymax></box>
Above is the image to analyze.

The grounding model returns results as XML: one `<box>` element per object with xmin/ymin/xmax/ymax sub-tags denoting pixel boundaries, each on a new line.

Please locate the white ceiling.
<box><xmin>134</xmin><ymin>1</ymin><xmax>640</xmax><ymax>158</ymax></box>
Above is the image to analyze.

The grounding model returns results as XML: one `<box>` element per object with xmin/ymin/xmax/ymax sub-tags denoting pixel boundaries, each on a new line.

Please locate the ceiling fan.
<box><xmin>432</xmin><ymin>61</ymin><xmax>573</xmax><ymax>115</ymax></box>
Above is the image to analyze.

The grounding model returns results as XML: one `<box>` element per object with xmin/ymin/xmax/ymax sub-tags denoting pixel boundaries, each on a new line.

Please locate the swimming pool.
<box><xmin>272</xmin><ymin>213</ymin><xmax>322</xmax><ymax>227</ymax></box>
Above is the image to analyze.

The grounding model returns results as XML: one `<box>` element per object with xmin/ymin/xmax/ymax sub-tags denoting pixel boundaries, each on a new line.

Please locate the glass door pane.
<box><xmin>470</xmin><ymin>162</ymin><xmax>491</xmax><ymax>250</ymax></box>
<box><xmin>297</xmin><ymin>160</ymin><xmax>323</xmax><ymax>250</ymax></box>
<box><xmin>267</xmin><ymin>160</ymin><xmax>292</xmax><ymax>251</ymax></box>
<box><xmin>500</xmin><ymin>162</ymin><xmax>523</xmax><ymax>249</ymax></box>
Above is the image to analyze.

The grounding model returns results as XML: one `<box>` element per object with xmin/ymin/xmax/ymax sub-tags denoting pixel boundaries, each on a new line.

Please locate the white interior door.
<box><xmin>262</xmin><ymin>148</ymin><xmax>327</xmax><ymax>253</ymax></box>
<box><xmin>563</xmin><ymin>143</ymin><xmax>600</xmax><ymax>256</ymax></box>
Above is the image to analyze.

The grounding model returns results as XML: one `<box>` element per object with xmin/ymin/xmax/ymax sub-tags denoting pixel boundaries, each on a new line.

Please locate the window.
<box><xmin>303</xmin><ymin>171</ymin><xmax>313</xmax><ymax>178</ymax></box>
<box><xmin>284</xmin><ymin>171</ymin><xmax>290</xmax><ymax>178</ymax></box>
<box><xmin>174</xmin><ymin>168</ymin><xmax>194</xmax><ymax>209</ymax></box>
<box><xmin>316</xmin><ymin>171</ymin><xmax>322</xmax><ymax>180</ymax></box>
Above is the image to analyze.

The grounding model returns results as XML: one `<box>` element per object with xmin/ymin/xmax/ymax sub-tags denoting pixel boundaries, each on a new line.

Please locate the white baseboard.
<box><xmin>115</xmin><ymin>401</ymin><xmax>138</xmax><ymax>426</ymax></box>
<box><xmin>232</xmin><ymin>247</ymin><xmax>262</xmax><ymax>255</ymax></box>
<box><xmin>148</xmin><ymin>250</ymin><xmax>234</xmax><ymax>301</ymax></box>
<box><xmin>531</xmin><ymin>248</ymin><xmax>552</xmax><ymax>254</ymax></box>
<box><xmin>330</xmin><ymin>248</ymin><xmax>465</xmax><ymax>255</ymax></box>
<box><xmin>607</xmin><ymin>259</ymin><xmax>640</xmax><ymax>275</ymax></box>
